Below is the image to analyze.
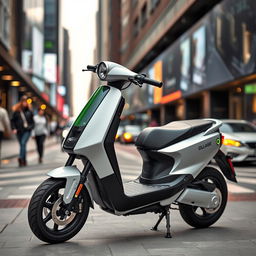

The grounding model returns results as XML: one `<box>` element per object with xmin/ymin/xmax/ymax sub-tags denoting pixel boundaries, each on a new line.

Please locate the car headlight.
<box><xmin>223</xmin><ymin>138</ymin><xmax>242</xmax><ymax>147</ymax></box>
<box><xmin>123</xmin><ymin>132</ymin><xmax>132</xmax><ymax>141</ymax></box>
<box><xmin>97</xmin><ymin>62</ymin><xmax>108</xmax><ymax>80</ymax></box>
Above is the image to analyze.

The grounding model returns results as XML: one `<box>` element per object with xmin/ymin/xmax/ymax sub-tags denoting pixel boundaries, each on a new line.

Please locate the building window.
<box><xmin>0</xmin><ymin>0</ymin><xmax>10</xmax><ymax>48</ymax></box>
<box><xmin>133</xmin><ymin>17</ymin><xmax>139</xmax><ymax>37</ymax></box>
<box><xmin>141</xmin><ymin>3</ymin><xmax>147</xmax><ymax>27</ymax></box>
<box><xmin>150</xmin><ymin>0</ymin><xmax>160</xmax><ymax>13</ymax></box>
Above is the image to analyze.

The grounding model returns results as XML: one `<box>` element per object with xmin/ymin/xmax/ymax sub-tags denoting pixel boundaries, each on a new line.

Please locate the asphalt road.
<box><xmin>0</xmin><ymin>142</ymin><xmax>255</xmax><ymax>255</ymax></box>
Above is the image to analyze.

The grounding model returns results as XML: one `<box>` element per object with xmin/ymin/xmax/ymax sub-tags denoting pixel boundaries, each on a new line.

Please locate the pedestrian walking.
<box><xmin>11</xmin><ymin>95</ymin><xmax>34</xmax><ymax>167</ymax></box>
<box><xmin>0</xmin><ymin>96</ymin><xmax>11</xmax><ymax>166</ymax></box>
<box><xmin>32</xmin><ymin>108</ymin><xmax>48</xmax><ymax>163</ymax></box>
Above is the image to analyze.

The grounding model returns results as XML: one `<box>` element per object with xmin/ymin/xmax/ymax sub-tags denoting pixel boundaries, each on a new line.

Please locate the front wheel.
<box><xmin>179</xmin><ymin>167</ymin><xmax>227</xmax><ymax>228</ymax></box>
<box><xmin>28</xmin><ymin>178</ymin><xmax>90</xmax><ymax>243</ymax></box>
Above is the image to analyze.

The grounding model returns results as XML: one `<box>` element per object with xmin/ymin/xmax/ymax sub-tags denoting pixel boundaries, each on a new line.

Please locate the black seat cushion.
<box><xmin>135</xmin><ymin>119</ymin><xmax>214</xmax><ymax>150</ymax></box>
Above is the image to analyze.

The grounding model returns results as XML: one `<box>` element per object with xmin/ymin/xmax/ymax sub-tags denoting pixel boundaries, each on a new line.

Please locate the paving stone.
<box><xmin>109</xmin><ymin>241</ymin><xmax>149</xmax><ymax>256</ymax></box>
<box><xmin>147</xmin><ymin>247</ymin><xmax>201</xmax><ymax>255</ymax></box>
<box><xmin>0</xmin><ymin>197</ymin><xmax>256</xmax><ymax>256</ymax></box>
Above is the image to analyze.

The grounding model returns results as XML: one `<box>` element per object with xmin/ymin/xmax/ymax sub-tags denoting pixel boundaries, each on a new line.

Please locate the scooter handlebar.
<box><xmin>86</xmin><ymin>65</ymin><xmax>97</xmax><ymax>72</ymax></box>
<box><xmin>135</xmin><ymin>75</ymin><xmax>163</xmax><ymax>88</ymax></box>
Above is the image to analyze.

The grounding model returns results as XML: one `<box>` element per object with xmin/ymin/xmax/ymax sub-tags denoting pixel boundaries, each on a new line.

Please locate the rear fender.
<box><xmin>214</xmin><ymin>150</ymin><xmax>237</xmax><ymax>182</ymax></box>
<box><xmin>47</xmin><ymin>166</ymin><xmax>94</xmax><ymax>207</ymax></box>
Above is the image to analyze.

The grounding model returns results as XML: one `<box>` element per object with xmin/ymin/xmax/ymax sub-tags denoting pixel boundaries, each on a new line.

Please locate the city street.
<box><xmin>0</xmin><ymin>142</ymin><xmax>255</xmax><ymax>255</ymax></box>
<box><xmin>1</xmin><ymin>0</ymin><xmax>256</xmax><ymax>255</ymax></box>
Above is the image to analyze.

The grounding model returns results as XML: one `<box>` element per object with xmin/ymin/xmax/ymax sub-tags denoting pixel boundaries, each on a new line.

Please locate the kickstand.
<box><xmin>165</xmin><ymin>207</ymin><xmax>172</xmax><ymax>238</ymax></box>
<box><xmin>151</xmin><ymin>212</ymin><xmax>165</xmax><ymax>231</ymax></box>
<box><xmin>151</xmin><ymin>206</ymin><xmax>172</xmax><ymax>238</ymax></box>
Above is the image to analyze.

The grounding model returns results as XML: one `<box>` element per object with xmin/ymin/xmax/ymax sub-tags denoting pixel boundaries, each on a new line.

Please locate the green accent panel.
<box><xmin>245</xmin><ymin>84</ymin><xmax>256</xmax><ymax>94</ymax></box>
<box><xmin>73</xmin><ymin>86</ymin><xmax>109</xmax><ymax>127</ymax></box>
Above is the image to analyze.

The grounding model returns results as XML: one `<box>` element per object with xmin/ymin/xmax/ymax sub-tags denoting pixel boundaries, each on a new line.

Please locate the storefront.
<box><xmin>0</xmin><ymin>44</ymin><xmax>62</xmax><ymax>119</ymax></box>
<box><xmin>124</xmin><ymin>0</ymin><xmax>256</xmax><ymax>124</ymax></box>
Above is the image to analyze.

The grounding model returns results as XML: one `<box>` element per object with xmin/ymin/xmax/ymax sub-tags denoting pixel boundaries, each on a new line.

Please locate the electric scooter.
<box><xmin>28</xmin><ymin>61</ymin><xmax>237</xmax><ymax>244</ymax></box>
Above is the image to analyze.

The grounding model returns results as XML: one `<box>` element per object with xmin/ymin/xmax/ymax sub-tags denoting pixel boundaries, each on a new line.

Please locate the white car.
<box><xmin>220</xmin><ymin>120</ymin><xmax>256</xmax><ymax>162</ymax></box>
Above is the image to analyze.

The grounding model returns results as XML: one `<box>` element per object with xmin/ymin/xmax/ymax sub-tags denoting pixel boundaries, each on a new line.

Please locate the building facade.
<box><xmin>0</xmin><ymin>0</ymin><xmax>72</xmax><ymax>124</ymax></box>
<box><xmin>95</xmin><ymin>0</ymin><xmax>256</xmax><ymax>125</ymax></box>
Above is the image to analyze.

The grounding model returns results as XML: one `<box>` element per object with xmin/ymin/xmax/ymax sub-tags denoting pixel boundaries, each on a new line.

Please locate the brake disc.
<box><xmin>51</xmin><ymin>197</ymin><xmax>76</xmax><ymax>226</ymax></box>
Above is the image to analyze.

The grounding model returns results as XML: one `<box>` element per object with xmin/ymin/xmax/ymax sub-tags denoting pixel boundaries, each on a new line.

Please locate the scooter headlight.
<box><xmin>97</xmin><ymin>62</ymin><xmax>108</xmax><ymax>80</ymax></box>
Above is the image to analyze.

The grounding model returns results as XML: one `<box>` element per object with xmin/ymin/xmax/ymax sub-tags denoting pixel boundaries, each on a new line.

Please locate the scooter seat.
<box><xmin>135</xmin><ymin>119</ymin><xmax>214</xmax><ymax>150</ymax></box>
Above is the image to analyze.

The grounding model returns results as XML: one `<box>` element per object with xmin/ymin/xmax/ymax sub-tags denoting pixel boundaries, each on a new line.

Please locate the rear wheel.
<box><xmin>28</xmin><ymin>178</ymin><xmax>90</xmax><ymax>243</ymax></box>
<box><xmin>179</xmin><ymin>167</ymin><xmax>227</xmax><ymax>228</ymax></box>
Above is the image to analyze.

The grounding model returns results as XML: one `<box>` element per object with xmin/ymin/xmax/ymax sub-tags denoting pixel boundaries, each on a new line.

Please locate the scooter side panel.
<box><xmin>74</xmin><ymin>87</ymin><xmax>122</xmax><ymax>179</ymax></box>
<box><xmin>158</xmin><ymin>132</ymin><xmax>221</xmax><ymax>178</ymax></box>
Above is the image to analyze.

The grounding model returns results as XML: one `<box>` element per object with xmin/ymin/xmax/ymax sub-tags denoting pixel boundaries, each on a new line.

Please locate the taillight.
<box><xmin>227</xmin><ymin>157</ymin><xmax>236</xmax><ymax>176</ymax></box>
<box><xmin>221</xmin><ymin>135</ymin><xmax>225</xmax><ymax>145</ymax></box>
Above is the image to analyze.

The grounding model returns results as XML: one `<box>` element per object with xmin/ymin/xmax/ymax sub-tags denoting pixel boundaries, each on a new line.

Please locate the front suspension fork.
<box><xmin>64</xmin><ymin>155</ymin><xmax>92</xmax><ymax>211</ymax></box>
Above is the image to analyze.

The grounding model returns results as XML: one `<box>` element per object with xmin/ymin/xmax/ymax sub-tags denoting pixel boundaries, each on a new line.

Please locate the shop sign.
<box><xmin>245</xmin><ymin>84</ymin><xmax>256</xmax><ymax>94</ymax></box>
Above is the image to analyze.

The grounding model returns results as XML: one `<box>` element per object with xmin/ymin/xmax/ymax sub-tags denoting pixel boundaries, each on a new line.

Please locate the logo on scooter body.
<box><xmin>198</xmin><ymin>141</ymin><xmax>212</xmax><ymax>150</ymax></box>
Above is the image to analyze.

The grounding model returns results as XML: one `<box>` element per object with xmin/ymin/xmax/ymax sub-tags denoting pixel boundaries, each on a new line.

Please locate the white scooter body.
<box><xmin>49</xmin><ymin>62</ymin><xmax>236</xmax><ymax>215</ymax></box>
<box><xmin>29</xmin><ymin>61</ymin><xmax>237</xmax><ymax>243</ymax></box>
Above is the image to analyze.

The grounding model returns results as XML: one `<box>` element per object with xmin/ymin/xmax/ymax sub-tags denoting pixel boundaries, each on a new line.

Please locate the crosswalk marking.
<box><xmin>235</xmin><ymin>169</ymin><xmax>256</xmax><ymax>173</ymax></box>
<box><xmin>8</xmin><ymin>194</ymin><xmax>32</xmax><ymax>199</ymax></box>
<box><xmin>19</xmin><ymin>185</ymin><xmax>38</xmax><ymax>190</ymax></box>
<box><xmin>119</xmin><ymin>164</ymin><xmax>141</xmax><ymax>170</ymax></box>
<box><xmin>0</xmin><ymin>176</ymin><xmax>46</xmax><ymax>186</ymax></box>
<box><xmin>122</xmin><ymin>174</ymin><xmax>138</xmax><ymax>180</ymax></box>
<box><xmin>0</xmin><ymin>169</ymin><xmax>47</xmax><ymax>178</ymax></box>
<box><xmin>237</xmin><ymin>172</ymin><xmax>256</xmax><ymax>177</ymax></box>
<box><xmin>227</xmin><ymin>183</ymin><xmax>255</xmax><ymax>194</ymax></box>
<box><xmin>237</xmin><ymin>177</ymin><xmax>256</xmax><ymax>185</ymax></box>
<box><xmin>116</xmin><ymin>150</ymin><xmax>141</xmax><ymax>163</ymax></box>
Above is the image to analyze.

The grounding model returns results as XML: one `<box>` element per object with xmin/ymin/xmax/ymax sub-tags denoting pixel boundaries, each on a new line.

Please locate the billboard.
<box><xmin>44</xmin><ymin>53</ymin><xmax>57</xmax><ymax>83</ymax></box>
<box><xmin>126</xmin><ymin>0</ymin><xmax>256</xmax><ymax>114</ymax></box>
<box><xmin>32</xmin><ymin>26</ymin><xmax>44</xmax><ymax>77</ymax></box>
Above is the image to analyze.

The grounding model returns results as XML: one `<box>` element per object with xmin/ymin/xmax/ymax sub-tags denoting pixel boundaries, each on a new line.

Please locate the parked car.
<box><xmin>220</xmin><ymin>119</ymin><xmax>256</xmax><ymax>162</ymax></box>
<box><xmin>115</xmin><ymin>126</ymin><xmax>124</xmax><ymax>142</ymax></box>
<box><xmin>120</xmin><ymin>125</ymin><xmax>141</xmax><ymax>144</ymax></box>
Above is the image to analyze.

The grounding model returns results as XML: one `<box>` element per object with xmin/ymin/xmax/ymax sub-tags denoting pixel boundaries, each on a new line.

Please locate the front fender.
<box><xmin>47</xmin><ymin>166</ymin><xmax>94</xmax><ymax>207</ymax></box>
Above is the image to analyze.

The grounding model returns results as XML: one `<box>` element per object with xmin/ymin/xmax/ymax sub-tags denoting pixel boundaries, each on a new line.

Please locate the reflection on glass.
<box><xmin>148</xmin><ymin>67</ymin><xmax>154</xmax><ymax>105</ymax></box>
<box><xmin>216</xmin><ymin>16</ymin><xmax>223</xmax><ymax>53</ymax></box>
<box><xmin>242</xmin><ymin>23</ymin><xmax>251</xmax><ymax>64</ymax></box>
<box><xmin>166</xmin><ymin>55</ymin><xmax>176</xmax><ymax>88</ymax></box>
<box><xmin>180</xmin><ymin>38</ymin><xmax>190</xmax><ymax>91</ymax></box>
<box><xmin>229</xmin><ymin>14</ymin><xmax>237</xmax><ymax>44</ymax></box>
<box><xmin>192</xmin><ymin>26</ymin><xmax>206</xmax><ymax>85</ymax></box>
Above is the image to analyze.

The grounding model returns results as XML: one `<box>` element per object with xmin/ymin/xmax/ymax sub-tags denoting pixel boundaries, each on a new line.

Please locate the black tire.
<box><xmin>28</xmin><ymin>178</ymin><xmax>90</xmax><ymax>243</ymax></box>
<box><xmin>179</xmin><ymin>167</ymin><xmax>227</xmax><ymax>228</ymax></box>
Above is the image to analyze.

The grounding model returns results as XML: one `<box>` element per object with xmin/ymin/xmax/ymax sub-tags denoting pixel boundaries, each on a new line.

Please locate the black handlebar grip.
<box><xmin>143</xmin><ymin>77</ymin><xmax>163</xmax><ymax>88</ymax></box>
<box><xmin>87</xmin><ymin>65</ymin><xmax>97</xmax><ymax>72</ymax></box>
<box><xmin>135</xmin><ymin>75</ymin><xmax>163</xmax><ymax>88</ymax></box>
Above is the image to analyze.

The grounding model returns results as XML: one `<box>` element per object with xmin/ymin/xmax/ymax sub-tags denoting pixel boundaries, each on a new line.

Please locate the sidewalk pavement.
<box><xmin>1</xmin><ymin>136</ymin><xmax>59</xmax><ymax>160</ymax></box>
<box><xmin>0</xmin><ymin>202</ymin><xmax>255</xmax><ymax>255</ymax></box>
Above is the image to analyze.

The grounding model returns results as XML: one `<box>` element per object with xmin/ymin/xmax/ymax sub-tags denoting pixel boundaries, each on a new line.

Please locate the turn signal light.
<box><xmin>223</xmin><ymin>139</ymin><xmax>241</xmax><ymax>147</ymax></box>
